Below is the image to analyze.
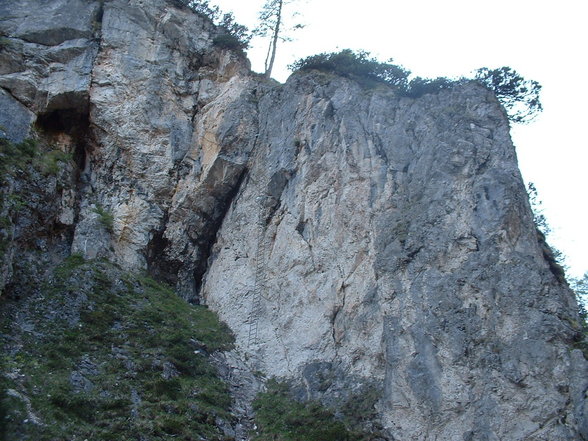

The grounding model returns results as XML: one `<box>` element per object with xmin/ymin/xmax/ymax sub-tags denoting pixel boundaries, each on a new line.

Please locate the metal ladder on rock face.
<box><xmin>247</xmin><ymin>195</ymin><xmax>267</xmax><ymax>347</ymax></box>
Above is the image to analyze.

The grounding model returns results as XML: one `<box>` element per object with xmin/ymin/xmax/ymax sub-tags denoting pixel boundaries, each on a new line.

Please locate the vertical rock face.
<box><xmin>1</xmin><ymin>0</ymin><xmax>586</xmax><ymax>440</ymax></box>
<box><xmin>1</xmin><ymin>0</ymin><xmax>256</xmax><ymax>299</ymax></box>
<box><xmin>202</xmin><ymin>74</ymin><xmax>587</xmax><ymax>440</ymax></box>
<box><xmin>71</xmin><ymin>0</ymin><xmax>256</xmax><ymax>297</ymax></box>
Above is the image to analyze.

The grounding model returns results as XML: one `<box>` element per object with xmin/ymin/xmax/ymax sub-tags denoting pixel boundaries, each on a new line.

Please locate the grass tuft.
<box><xmin>0</xmin><ymin>258</ymin><xmax>235</xmax><ymax>440</ymax></box>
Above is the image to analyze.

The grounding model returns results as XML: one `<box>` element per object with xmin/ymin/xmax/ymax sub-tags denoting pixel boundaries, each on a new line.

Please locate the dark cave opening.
<box><xmin>146</xmin><ymin>227</ymin><xmax>183</xmax><ymax>289</ymax></box>
<box><xmin>35</xmin><ymin>107</ymin><xmax>90</xmax><ymax>174</ymax></box>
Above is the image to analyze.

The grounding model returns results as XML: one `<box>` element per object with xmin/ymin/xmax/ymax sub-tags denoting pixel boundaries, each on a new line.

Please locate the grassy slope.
<box><xmin>0</xmin><ymin>255</ymin><xmax>234</xmax><ymax>441</ymax></box>
<box><xmin>252</xmin><ymin>380</ymin><xmax>383</xmax><ymax>441</ymax></box>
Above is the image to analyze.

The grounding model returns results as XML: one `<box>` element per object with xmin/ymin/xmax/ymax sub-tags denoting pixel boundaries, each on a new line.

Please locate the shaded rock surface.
<box><xmin>0</xmin><ymin>89</ymin><xmax>35</xmax><ymax>142</ymax></box>
<box><xmin>1</xmin><ymin>0</ymin><xmax>586</xmax><ymax>440</ymax></box>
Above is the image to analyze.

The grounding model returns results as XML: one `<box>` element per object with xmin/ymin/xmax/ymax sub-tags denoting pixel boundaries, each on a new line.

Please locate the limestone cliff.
<box><xmin>1</xmin><ymin>0</ymin><xmax>586</xmax><ymax>440</ymax></box>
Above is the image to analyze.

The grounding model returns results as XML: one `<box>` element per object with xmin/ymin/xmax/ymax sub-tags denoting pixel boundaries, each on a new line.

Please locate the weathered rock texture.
<box><xmin>202</xmin><ymin>75</ymin><xmax>587</xmax><ymax>440</ymax></box>
<box><xmin>1</xmin><ymin>0</ymin><xmax>586</xmax><ymax>440</ymax></box>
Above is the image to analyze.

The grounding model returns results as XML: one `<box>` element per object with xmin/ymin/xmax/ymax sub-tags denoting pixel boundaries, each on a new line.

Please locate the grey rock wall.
<box><xmin>73</xmin><ymin>0</ymin><xmax>254</xmax><ymax>286</ymax></box>
<box><xmin>0</xmin><ymin>89</ymin><xmax>34</xmax><ymax>142</ymax></box>
<box><xmin>1</xmin><ymin>0</ymin><xmax>586</xmax><ymax>439</ymax></box>
<box><xmin>0</xmin><ymin>0</ymin><xmax>100</xmax><ymax>112</ymax></box>
<box><xmin>201</xmin><ymin>73</ymin><xmax>587</xmax><ymax>440</ymax></box>
<box><xmin>1</xmin><ymin>0</ymin><xmax>254</xmax><ymax>296</ymax></box>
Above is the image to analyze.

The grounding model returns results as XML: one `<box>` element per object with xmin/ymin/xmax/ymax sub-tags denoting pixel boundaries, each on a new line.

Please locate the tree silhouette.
<box><xmin>475</xmin><ymin>67</ymin><xmax>542</xmax><ymax>123</ymax></box>
<box><xmin>255</xmin><ymin>0</ymin><xmax>303</xmax><ymax>78</ymax></box>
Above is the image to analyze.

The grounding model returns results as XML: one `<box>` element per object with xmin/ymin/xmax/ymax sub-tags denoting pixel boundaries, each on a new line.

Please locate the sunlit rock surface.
<box><xmin>1</xmin><ymin>0</ymin><xmax>586</xmax><ymax>439</ymax></box>
<box><xmin>203</xmin><ymin>74</ymin><xmax>586</xmax><ymax>440</ymax></box>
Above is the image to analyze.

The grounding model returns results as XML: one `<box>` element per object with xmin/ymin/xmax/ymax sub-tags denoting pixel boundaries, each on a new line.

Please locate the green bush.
<box><xmin>176</xmin><ymin>1</ymin><xmax>251</xmax><ymax>50</ymax></box>
<box><xmin>402</xmin><ymin>76</ymin><xmax>457</xmax><ymax>98</ymax></box>
<box><xmin>252</xmin><ymin>379</ymin><xmax>385</xmax><ymax>441</ymax></box>
<box><xmin>92</xmin><ymin>204</ymin><xmax>114</xmax><ymax>232</ymax></box>
<box><xmin>289</xmin><ymin>51</ymin><xmax>543</xmax><ymax>124</ymax></box>
<box><xmin>570</xmin><ymin>273</ymin><xmax>588</xmax><ymax>359</ymax></box>
<box><xmin>253</xmin><ymin>380</ymin><xmax>353</xmax><ymax>441</ymax></box>
<box><xmin>215</xmin><ymin>12</ymin><xmax>250</xmax><ymax>50</ymax></box>
<box><xmin>289</xmin><ymin>50</ymin><xmax>459</xmax><ymax>97</ymax></box>
<box><xmin>1</xmin><ymin>138</ymin><xmax>40</xmax><ymax>264</ymax></box>
<box><xmin>0</xmin><ymin>137</ymin><xmax>70</xmax><ymax>178</ymax></box>
<box><xmin>0</xmin><ymin>137</ymin><xmax>39</xmax><ymax>173</ymax></box>
<box><xmin>474</xmin><ymin>66</ymin><xmax>542</xmax><ymax>123</ymax></box>
<box><xmin>289</xmin><ymin>49</ymin><xmax>410</xmax><ymax>90</ymax></box>
<box><xmin>213</xmin><ymin>33</ymin><xmax>247</xmax><ymax>50</ymax></box>
<box><xmin>40</xmin><ymin>149</ymin><xmax>72</xmax><ymax>175</ymax></box>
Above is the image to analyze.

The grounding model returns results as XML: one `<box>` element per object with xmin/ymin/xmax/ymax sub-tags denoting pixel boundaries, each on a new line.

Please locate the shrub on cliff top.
<box><xmin>213</xmin><ymin>12</ymin><xmax>251</xmax><ymax>50</ymax></box>
<box><xmin>474</xmin><ymin>66</ymin><xmax>542</xmax><ymax>123</ymax></box>
<box><xmin>289</xmin><ymin>50</ymin><xmax>543</xmax><ymax>123</ymax></box>
<box><xmin>289</xmin><ymin>49</ymin><xmax>411</xmax><ymax>90</ymax></box>
<box><xmin>174</xmin><ymin>0</ymin><xmax>251</xmax><ymax>50</ymax></box>
<box><xmin>289</xmin><ymin>49</ymin><xmax>462</xmax><ymax>97</ymax></box>
<box><xmin>402</xmin><ymin>76</ymin><xmax>457</xmax><ymax>98</ymax></box>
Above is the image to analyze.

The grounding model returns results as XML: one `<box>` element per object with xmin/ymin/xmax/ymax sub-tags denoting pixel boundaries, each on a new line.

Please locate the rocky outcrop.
<box><xmin>69</xmin><ymin>0</ymin><xmax>254</xmax><ymax>293</ymax></box>
<box><xmin>0</xmin><ymin>0</ymin><xmax>100</xmax><ymax>120</ymax></box>
<box><xmin>1</xmin><ymin>0</ymin><xmax>256</xmax><ymax>299</ymax></box>
<box><xmin>202</xmin><ymin>74</ymin><xmax>587</xmax><ymax>440</ymax></box>
<box><xmin>1</xmin><ymin>0</ymin><xmax>586</xmax><ymax>440</ymax></box>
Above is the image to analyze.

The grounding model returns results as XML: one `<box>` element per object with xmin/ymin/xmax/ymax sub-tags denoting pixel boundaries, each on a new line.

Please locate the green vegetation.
<box><xmin>213</xmin><ymin>12</ymin><xmax>251</xmax><ymax>51</ymax></box>
<box><xmin>527</xmin><ymin>183</ymin><xmax>588</xmax><ymax>358</ymax></box>
<box><xmin>570</xmin><ymin>273</ymin><xmax>588</xmax><ymax>358</ymax></box>
<box><xmin>527</xmin><ymin>182</ymin><xmax>551</xmax><ymax>235</ymax></box>
<box><xmin>527</xmin><ymin>182</ymin><xmax>566</xmax><ymax>266</ymax></box>
<box><xmin>0</xmin><ymin>256</ymin><xmax>235</xmax><ymax>440</ymax></box>
<box><xmin>92</xmin><ymin>204</ymin><xmax>114</xmax><ymax>232</ymax></box>
<box><xmin>253</xmin><ymin>380</ymin><xmax>348</xmax><ymax>441</ymax></box>
<box><xmin>0</xmin><ymin>136</ymin><xmax>71</xmax><ymax>183</ymax></box>
<box><xmin>474</xmin><ymin>67</ymin><xmax>542</xmax><ymax>124</ymax></box>
<box><xmin>290</xmin><ymin>49</ymin><xmax>454</xmax><ymax>95</ymax></box>
<box><xmin>40</xmin><ymin>149</ymin><xmax>72</xmax><ymax>175</ymax></box>
<box><xmin>400</xmin><ymin>76</ymin><xmax>455</xmax><ymax>98</ymax></box>
<box><xmin>339</xmin><ymin>386</ymin><xmax>381</xmax><ymax>438</ymax></box>
<box><xmin>212</xmin><ymin>33</ymin><xmax>245</xmax><ymax>50</ymax></box>
<box><xmin>177</xmin><ymin>0</ymin><xmax>251</xmax><ymax>51</ymax></box>
<box><xmin>252</xmin><ymin>380</ymin><xmax>381</xmax><ymax>441</ymax></box>
<box><xmin>0</xmin><ymin>138</ymin><xmax>38</xmax><ymax>261</ymax></box>
<box><xmin>0</xmin><ymin>136</ymin><xmax>72</xmax><ymax>263</ymax></box>
<box><xmin>289</xmin><ymin>49</ymin><xmax>411</xmax><ymax>90</ymax></box>
<box><xmin>289</xmin><ymin>49</ymin><xmax>543</xmax><ymax>123</ymax></box>
<box><xmin>0</xmin><ymin>137</ymin><xmax>40</xmax><ymax>177</ymax></box>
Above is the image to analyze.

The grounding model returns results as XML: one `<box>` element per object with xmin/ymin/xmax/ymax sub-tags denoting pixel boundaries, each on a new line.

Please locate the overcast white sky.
<box><xmin>213</xmin><ymin>0</ymin><xmax>587</xmax><ymax>278</ymax></box>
